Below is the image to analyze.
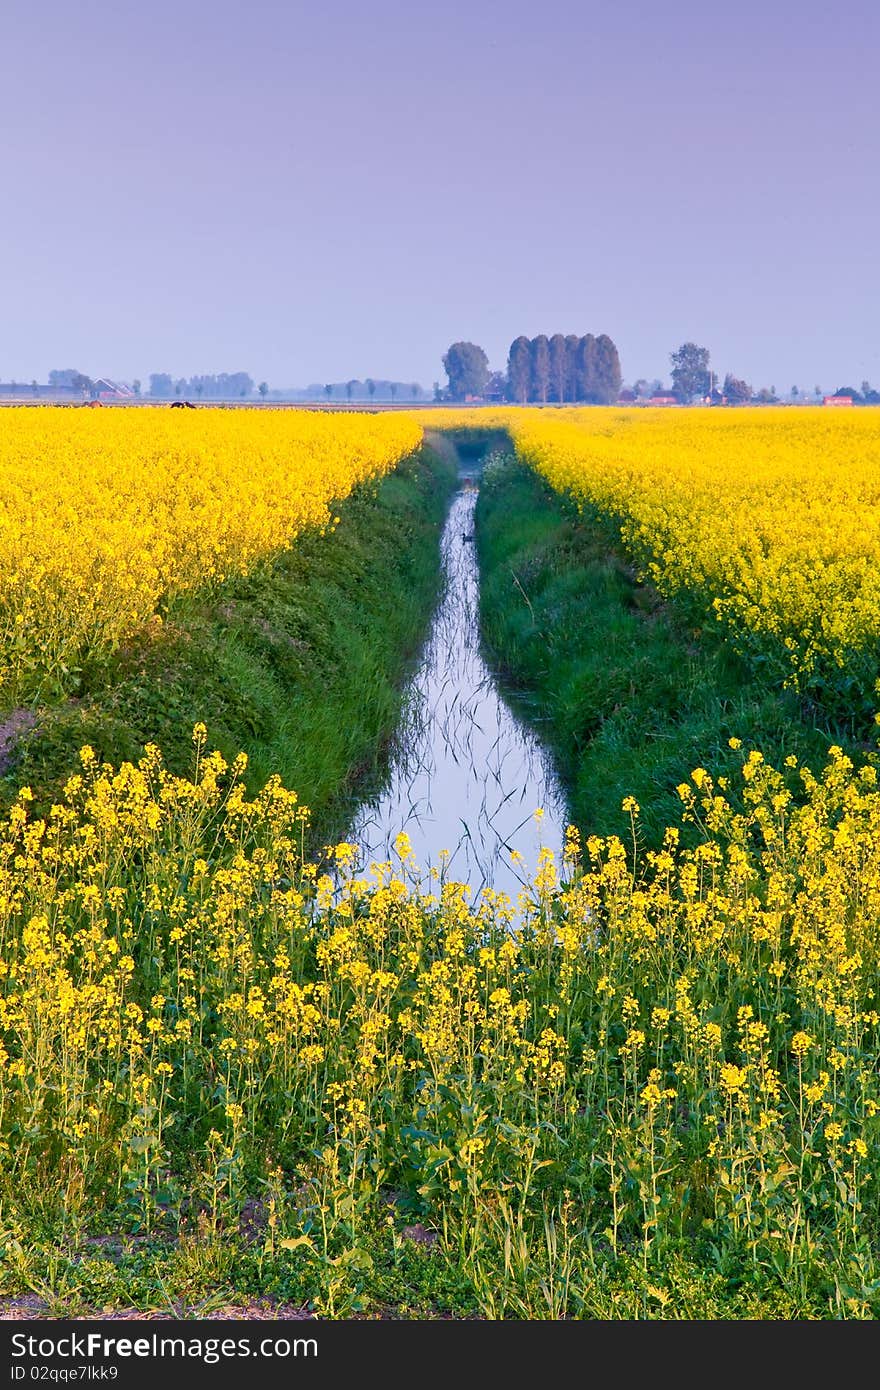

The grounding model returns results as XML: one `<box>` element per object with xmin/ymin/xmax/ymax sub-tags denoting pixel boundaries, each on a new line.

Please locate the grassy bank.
<box><xmin>2</xmin><ymin>440</ymin><xmax>457</xmax><ymax>849</ymax></box>
<box><xmin>476</xmin><ymin>454</ymin><xmax>847</xmax><ymax>846</ymax></box>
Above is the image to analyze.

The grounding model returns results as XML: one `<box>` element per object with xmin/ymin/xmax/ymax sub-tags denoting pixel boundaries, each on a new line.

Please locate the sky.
<box><xmin>1</xmin><ymin>0</ymin><xmax>878</xmax><ymax>391</ymax></box>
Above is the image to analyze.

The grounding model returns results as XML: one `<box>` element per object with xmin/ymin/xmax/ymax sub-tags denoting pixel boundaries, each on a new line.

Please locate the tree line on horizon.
<box><xmin>19</xmin><ymin>349</ymin><xmax>880</xmax><ymax>408</ymax></box>
<box><xmin>303</xmin><ymin>379</ymin><xmax>430</xmax><ymax>402</ymax></box>
<box><xmin>507</xmin><ymin>333</ymin><xmax>622</xmax><ymax>404</ymax></box>
<box><xmin>665</xmin><ymin>343</ymin><xmax>880</xmax><ymax>406</ymax></box>
<box><xmin>149</xmin><ymin>372</ymin><xmax>255</xmax><ymax>400</ymax></box>
<box><xmin>45</xmin><ymin>371</ymin><xmax>433</xmax><ymax>402</ymax></box>
<box><xmin>442</xmin><ymin>335</ymin><xmax>622</xmax><ymax>404</ymax></box>
<box><xmin>442</xmin><ymin>338</ymin><xmax>880</xmax><ymax>408</ymax></box>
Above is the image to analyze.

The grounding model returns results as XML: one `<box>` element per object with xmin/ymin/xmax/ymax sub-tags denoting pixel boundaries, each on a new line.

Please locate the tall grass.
<box><xmin>476</xmin><ymin>455</ymin><xmax>849</xmax><ymax>847</ymax></box>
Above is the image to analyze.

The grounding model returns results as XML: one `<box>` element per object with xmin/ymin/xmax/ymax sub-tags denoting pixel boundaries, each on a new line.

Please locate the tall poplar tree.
<box><xmin>594</xmin><ymin>334</ymin><xmax>622</xmax><ymax>404</ymax></box>
<box><xmin>506</xmin><ymin>336</ymin><xmax>532</xmax><ymax>404</ymax></box>
<box><xmin>565</xmin><ymin>333</ymin><xmax>581</xmax><ymax>401</ymax></box>
<box><xmin>576</xmin><ymin>334</ymin><xmax>597</xmax><ymax>401</ymax></box>
<box><xmin>549</xmin><ymin>333</ymin><xmax>568</xmax><ymax>403</ymax></box>
<box><xmin>530</xmin><ymin>335</ymin><xmax>550</xmax><ymax>405</ymax></box>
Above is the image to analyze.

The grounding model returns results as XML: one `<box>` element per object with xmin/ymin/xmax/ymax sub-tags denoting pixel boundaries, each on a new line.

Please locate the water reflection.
<box><xmin>346</xmin><ymin>481</ymin><xmax>568</xmax><ymax>902</ymax></box>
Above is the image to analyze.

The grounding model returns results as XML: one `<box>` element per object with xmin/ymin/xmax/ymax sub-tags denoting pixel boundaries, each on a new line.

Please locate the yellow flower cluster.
<box><xmin>503</xmin><ymin>405</ymin><xmax>880</xmax><ymax>708</ymax></box>
<box><xmin>1</xmin><ymin>728</ymin><xmax>878</xmax><ymax>1270</ymax></box>
<box><xmin>0</xmin><ymin>407</ymin><xmax>422</xmax><ymax>703</ymax></box>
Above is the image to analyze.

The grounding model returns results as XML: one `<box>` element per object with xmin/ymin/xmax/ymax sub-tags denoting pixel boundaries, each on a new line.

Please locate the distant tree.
<box><xmin>410</xmin><ymin>382</ymin><xmax>420</xmax><ymax>400</ymax></box>
<box><xmin>791</xmin><ymin>385</ymin><xmax>799</xmax><ymax>401</ymax></box>
<box><xmin>835</xmin><ymin>386</ymin><xmax>863</xmax><ymax>402</ymax></box>
<box><xmin>366</xmin><ymin>378</ymin><xmax>376</xmax><ymax>402</ymax></box>
<box><xmin>593</xmin><ymin>334</ymin><xmax>622</xmax><ymax>403</ymax></box>
<box><xmin>670</xmin><ymin>342</ymin><xmax>711</xmax><ymax>403</ymax></box>
<box><xmin>195</xmin><ymin>381</ymin><xmax>205</xmax><ymax>401</ymax></box>
<box><xmin>203</xmin><ymin>372</ymin><xmax>254</xmax><ymax>400</ymax></box>
<box><xmin>31</xmin><ymin>379</ymin><xmax>38</xmax><ymax>396</ymax></box>
<box><xmin>433</xmin><ymin>381</ymin><xmax>442</xmax><ymax>402</ymax></box>
<box><xmin>506</xmin><ymin>336</ymin><xmax>532</xmax><ymax>404</ymax></box>
<box><xmin>530</xmin><ymin>335</ymin><xmax>550</xmax><ymax>404</ymax></box>
<box><xmin>723</xmin><ymin>373</ymin><xmax>752</xmax><ymax>404</ymax></box>
<box><xmin>814</xmin><ymin>386</ymin><xmax>822</xmax><ymax>400</ymax></box>
<box><xmin>631</xmin><ymin>377</ymin><xmax>666</xmax><ymax>399</ymax></box>
<box><xmin>484</xmin><ymin>370</ymin><xmax>507</xmax><ymax>400</ymax></box>
<box><xmin>149</xmin><ymin>374</ymin><xmax>173</xmax><ymax>399</ymax></box>
<box><xmin>390</xmin><ymin>382</ymin><xmax>398</xmax><ymax>402</ymax></box>
<box><xmin>174</xmin><ymin>378</ymin><xmax>186</xmax><ymax>398</ymax></box>
<box><xmin>71</xmin><ymin>373</ymin><xmax>93</xmax><ymax>397</ymax></box>
<box><xmin>442</xmin><ymin>341</ymin><xmax>489</xmax><ymax>400</ymax></box>
<box><xmin>575</xmin><ymin>335</ymin><xmax>597</xmax><ymax>401</ymax></box>
<box><xmin>564</xmin><ymin>334</ymin><xmax>580</xmax><ymax>401</ymax></box>
<box><xmin>346</xmin><ymin>380</ymin><xmax>357</xmax><ymax>401</ymax></box>
<box><xmin>549</xmin><ymin>333</ymin><xmax>568</xmax><ymax>403</ymax></box>
<box><xmin>132</xmin><ymin>379</ymin><xmax>141</xmax><ymax>397</ymax></box>
<box><xmin>755</xmin><ymin>386</ymin><xmax>778</xmax><ymax>404</ymax></box>
<box><xmin>324</xmin><ymin>383</ymin><xmax>333</xmax><ymax>401</ymax></box>
<box><xmin>48</xmin><ymin>368</ymin><xmax>81</xmax><ymax>389</ymax></box>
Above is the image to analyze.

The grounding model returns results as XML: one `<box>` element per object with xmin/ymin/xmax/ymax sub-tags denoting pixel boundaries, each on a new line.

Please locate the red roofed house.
<box><xmin>96</xmin><ymin>379</ymin><xmax>135</xmax><ymax>401</ymax></box>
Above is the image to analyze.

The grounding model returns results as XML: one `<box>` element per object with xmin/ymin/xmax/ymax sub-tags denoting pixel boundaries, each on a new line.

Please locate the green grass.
<box><xmin>0</xmin><ymin>1224</ymin><xmax>842</xmax><ymax>1320</ymax></box>
<box><xmin>2</xmin><ymin>442</ymin><xmax>457</xmax><ymax>849</ymax></box>
<box><xmin>476</xmin><ymin>455</ymin><xmax>850</xmax><ymax>846</ymax></box>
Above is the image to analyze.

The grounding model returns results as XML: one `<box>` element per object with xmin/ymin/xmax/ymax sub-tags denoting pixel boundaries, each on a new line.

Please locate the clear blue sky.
<box><xmin>2</xmin><ymin>0</ymin><xmax>877</xmax><ymax>390</ymax></box>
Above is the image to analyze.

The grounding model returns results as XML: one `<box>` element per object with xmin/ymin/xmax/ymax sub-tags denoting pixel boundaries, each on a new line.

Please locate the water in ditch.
<box><xmin>345</xmin><ymin>469</ymin><xmax>568</xmax><ymax>905</ymax></box>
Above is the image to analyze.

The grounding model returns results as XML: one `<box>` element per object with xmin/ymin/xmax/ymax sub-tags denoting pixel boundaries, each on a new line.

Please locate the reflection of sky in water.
<box><xmin>347</xmin><ymin>484</ymin><xmax>568</xmax><ymax>903</ymax></box>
